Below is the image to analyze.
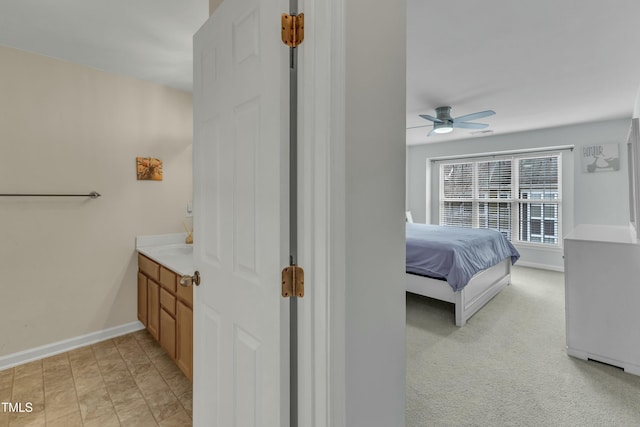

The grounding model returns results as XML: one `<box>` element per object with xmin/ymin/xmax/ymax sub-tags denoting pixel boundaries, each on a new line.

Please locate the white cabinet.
<box><xmin>564</xmin><ymin>224</ymin><xmax>640</xmax><ymax>375</ymax></box>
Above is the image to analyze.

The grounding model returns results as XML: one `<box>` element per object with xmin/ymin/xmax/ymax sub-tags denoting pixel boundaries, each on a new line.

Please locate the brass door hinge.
<box><xmin>282</xmin><ymin>265</ymin><xmax>304</xmax><ymax>298</ymax></box>
<box><xmin>281</xmin><ymin>13</ymin><xmax>304</xmax><ymax>48</ymax></box>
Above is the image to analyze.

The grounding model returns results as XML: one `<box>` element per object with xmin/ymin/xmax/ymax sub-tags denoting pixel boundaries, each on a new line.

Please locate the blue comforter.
<box><xmin>406</xmin><ymin>223</ymin><xmax>520</xmax><ymax>292</ymax></box>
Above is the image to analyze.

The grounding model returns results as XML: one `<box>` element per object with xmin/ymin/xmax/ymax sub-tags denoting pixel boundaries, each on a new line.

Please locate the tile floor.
<box><xmin>0</xmin><ymin>330</ymin><xmax>192</xmax><ymax>426</ymax></box>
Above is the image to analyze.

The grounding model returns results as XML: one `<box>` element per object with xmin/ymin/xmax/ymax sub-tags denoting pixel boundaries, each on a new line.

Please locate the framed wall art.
<box><xmin>581</xmin><ymin>143</ymin><xmax>619</xmax><ymax>173</ymax></box>
<box><xmin>136</xmin><ymin>157</ymin><xmax>163</xmax><ymax>180</ymax></box>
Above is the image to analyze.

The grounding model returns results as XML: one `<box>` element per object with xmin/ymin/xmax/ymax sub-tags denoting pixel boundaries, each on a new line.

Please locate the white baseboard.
<box><xmin>515</xmin><ymin>261</ymin><xmax>564</xmax><ymax>272</ymax></box>
<box><xmin>0</xmin><ymin>321</ymin><xmax>145</xmax><ymax>371</ymax></box>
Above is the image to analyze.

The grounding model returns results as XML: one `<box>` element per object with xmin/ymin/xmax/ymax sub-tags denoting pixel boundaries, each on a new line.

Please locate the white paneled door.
<box><xmin>192</xmin><ymin>0</ymin><xmax>289</xmax><ymax>425</ymax></box>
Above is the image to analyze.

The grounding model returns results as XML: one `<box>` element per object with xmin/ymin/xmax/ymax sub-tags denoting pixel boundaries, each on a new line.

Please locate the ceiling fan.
<box><xmin>413</xmin><ymin>106</ymin><xmax>496</xmax><ymax>136</ymax></box>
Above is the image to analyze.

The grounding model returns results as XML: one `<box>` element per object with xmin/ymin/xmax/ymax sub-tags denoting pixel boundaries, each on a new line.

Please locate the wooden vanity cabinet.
<box><xmin>138</xmin><ymin>254</ymin><xmax>193</xmax><ymax>380</ymax></box>
<box><xmin>160</xmin><ymin>308</ymin><xmax>176</xmax><ymax>359</ymax></box>
<box><xmin>159</xmin><ymin>268</ymin><xmax>177</xmax><ymax>360</ymax></box>
<box><xmin>147</xmin><ymin>280</ymin><xmax>160</xmax><ymax>340</ymax></box>
<box><xmin>137</xmin><ymin>272</ymin><xmax>148</xmax><ymax>325</ymax></box>
<box><xmin>176</xmin><ymin>299</ymin><xmax>193</xmax><ymax>380</ymax></box>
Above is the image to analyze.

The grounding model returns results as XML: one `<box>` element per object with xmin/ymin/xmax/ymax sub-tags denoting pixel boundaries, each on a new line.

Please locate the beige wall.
<box><xmin>0</xmin><ymin>45</ymin><xmax>193</xmax><ymax>357</ymax></box>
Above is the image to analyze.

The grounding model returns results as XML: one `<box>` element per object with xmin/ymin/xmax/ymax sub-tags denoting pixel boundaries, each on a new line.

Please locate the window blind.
<box><xmin>441</xmin><ymin>163</ymin><xmax>473</xmax><ymax>227</ymax></box>
<box><xmin>438</xmin><ymin>153</ymin><xmax>561</xmax><ymax>246</ymax></box>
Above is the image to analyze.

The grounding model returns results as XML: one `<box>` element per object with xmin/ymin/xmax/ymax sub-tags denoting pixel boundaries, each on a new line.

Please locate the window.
<box><xmin>518</xmin><ymin>157</ymin><xmax>560</xmax><ymax>244</ymax></box>
<box><xmin>439</xmin><ymin>154</ymin><xmax>561</xmax><ymax>246</ymax></box>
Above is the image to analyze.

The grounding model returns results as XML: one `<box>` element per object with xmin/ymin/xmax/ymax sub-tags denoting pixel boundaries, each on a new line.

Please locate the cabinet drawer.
<box><xmin>138</xmin><ymin>254</ymin><xmax>160</xmax><ymax>281</ymax></box>
<box><xmin>160</xmin><ymin>266</ymin><xmax>177</xmax><ymax>293</ymax></box>
<box><xmin>160</xmin><ymin>287</ymin><xmax>176</xmax><ymax>316</ymax></box>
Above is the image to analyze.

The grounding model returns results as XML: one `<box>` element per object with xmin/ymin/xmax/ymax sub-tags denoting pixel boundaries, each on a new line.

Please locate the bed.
<box><xmin>406</xmin><ymin>222</ymin><xmax>520</xmax><ymax>326</ymax></box>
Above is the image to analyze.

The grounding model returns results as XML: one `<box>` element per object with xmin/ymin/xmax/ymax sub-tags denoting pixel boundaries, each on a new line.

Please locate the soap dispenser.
<box><xmin>183</xmin><ymin>220</ymin><xmax>193</xmax><ymax>244</ymax></box>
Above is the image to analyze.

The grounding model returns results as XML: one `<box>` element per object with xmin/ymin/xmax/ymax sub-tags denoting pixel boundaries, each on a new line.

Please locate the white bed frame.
<box><xmin>406</xmin><ymin>258</ymin><xmax>512</xmax><ymax>326</ymax></box>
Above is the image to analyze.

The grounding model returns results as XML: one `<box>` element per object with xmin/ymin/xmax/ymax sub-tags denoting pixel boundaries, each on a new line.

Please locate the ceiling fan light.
<box><xmin>433</xmin><ymin>124</ymin><xmax>453</xmax><ymax>134</ymax></box>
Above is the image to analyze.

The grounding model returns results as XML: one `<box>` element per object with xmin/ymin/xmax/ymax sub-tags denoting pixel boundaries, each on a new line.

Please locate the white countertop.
<box><xmin>136</xmin><ymin>233</ymin><xmax>195</xmax><ymax>276</ymax></box>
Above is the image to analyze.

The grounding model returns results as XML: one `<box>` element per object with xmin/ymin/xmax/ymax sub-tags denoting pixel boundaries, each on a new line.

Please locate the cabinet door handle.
<box><xmin>180</xmin><ymin>271</ymin><xmax>200</xmax><ymax>287</ymax></box>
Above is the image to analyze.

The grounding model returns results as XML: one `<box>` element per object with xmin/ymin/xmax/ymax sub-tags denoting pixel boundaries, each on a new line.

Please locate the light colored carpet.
<box><xmin>406</xmin><ymin>266</ymin><xmax>640</xmax><ymax>426</ymax></box>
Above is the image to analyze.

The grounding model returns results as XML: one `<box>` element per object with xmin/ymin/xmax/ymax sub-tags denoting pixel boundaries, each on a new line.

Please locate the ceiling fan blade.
<box><xmin>453</xmin><ymin>121</ymin><xmax>489</xmax><ymax>129</ymax></box>
<box><xmin>406</xmin><ymin>124</ymin><xmax>432</xmax><ymax>130</ymax></box>
<box><xmin>452</xmin><ymin>110</ymin><xmax>495</xmax><ymax>123</ymax></box>
<box><xmin>427</xmin><ymin>128</ymin><xmax>438</xmax><ymax>136</ymax></box>
<box><xmin>419</xmin><ymin>114</ymin><xmax>443</xmax><ymax>123</ymax></box>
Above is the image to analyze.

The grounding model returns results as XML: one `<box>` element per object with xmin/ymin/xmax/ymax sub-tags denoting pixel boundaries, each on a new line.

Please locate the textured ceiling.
<box><xmin>406</xmin><ymin>0</ymin><xmax>640</xmax><ymax>144</ymax></box>
<box><xmin>0</xmin><ymin>1</ymin><xmax>208</xmax><ymax>92</ymax></box>
<box><xmin>1</xmin><ymin>1</ymin><xmax>640</xmax><ymax>145</ymax></box>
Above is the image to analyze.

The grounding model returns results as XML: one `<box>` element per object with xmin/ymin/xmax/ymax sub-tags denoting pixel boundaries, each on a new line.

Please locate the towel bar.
<box><xmin>0</xmin><ymin>191</ymin><xmax>101</xmax><ymax>199</ymax></box>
